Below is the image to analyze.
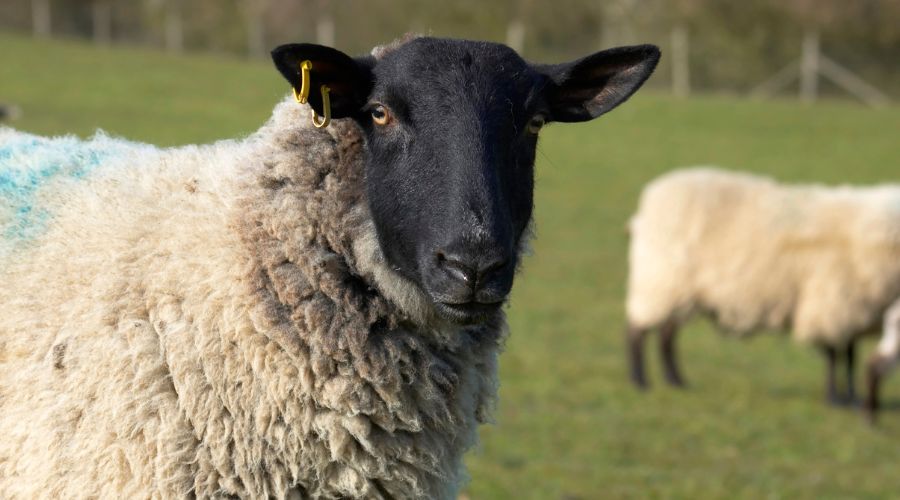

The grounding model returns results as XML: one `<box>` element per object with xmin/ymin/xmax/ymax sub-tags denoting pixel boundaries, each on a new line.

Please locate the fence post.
<box><xmin>164</xmin><ymin>0</ymin><xmax>183</xmax><ymax>53</ymax></box>
<box><xmin>799</xmin><ymin>29</ymin><xmax>819</xmax><ymax>104</ymax></box>
<box><xmin>32</xmin><ymin>0</ymin><xmax>51</xmax><ymax>38</ymax></box>
<box><xmin>92</xmin><ymin>0</ymin><xmax>113</xmax><ymax>46</ymax></box>
<box><xmin>671</xmin><ymin>24</ymin><xmax>690</xmax><ymax>98</ymax></box>
<box><xmin>316</xmin><ymin>0</ymin><xmax>334</xmax><ymax>47</ymax></box>
<box><xmin>506</xmin><ymin>20</ymin><xmax>525</xmax><ymax>53</ymax></box>
<box><xmin>819</xmin><ymin>56</ymin><xmax>890</xmax><ymax>108</ymax></box>
<box><xmin>506</xmin><ymin>0</ymin><xmax>531</xmax><ymax>54</ymax></box>
<box><xmin>246</xmin><ymin>0</ymin><xmax>267</xmax><ymax>59</ymax></box>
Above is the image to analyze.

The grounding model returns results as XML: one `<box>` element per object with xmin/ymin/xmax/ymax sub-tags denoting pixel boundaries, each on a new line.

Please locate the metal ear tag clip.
<box><xmin>293</xmin><ymin>60</ymin><xmax>331</xmax><ymax>128</ymax></box>
<box><xmin>293</xmin><ymin>60</ymin><xmax>312</xmax><ymax>104</ymax></box>
<box><xmin>312</xmin><ymin>85</ymin><xmax>331</xmax><ymax>128</ymax></box>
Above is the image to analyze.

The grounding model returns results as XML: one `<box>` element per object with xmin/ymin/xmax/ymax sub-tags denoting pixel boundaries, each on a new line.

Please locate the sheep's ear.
<box><xmin>535</xmin><ymin>44</ymin><xmax>660</xmax><ymax>123</ymax></box>
<box><xmin>271</xmin><ymin>43</ymin><xmax>375</xmax><ymax>119</ymax></box>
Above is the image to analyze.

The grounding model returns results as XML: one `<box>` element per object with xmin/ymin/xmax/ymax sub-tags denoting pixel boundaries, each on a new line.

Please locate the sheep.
<box><xmin>625</xmin><ymin>167</ymin><xmax>900</xmax><ymax>411</ymax></box>
<box><xmin>865</xmin><ymin>297</ymin><xmax>900</xmax><ymax>421</ymax></box>
<box><xmin>0</xmin><ymin>36</ymin><xmax>660</xmax><ymax>499</ymax></box>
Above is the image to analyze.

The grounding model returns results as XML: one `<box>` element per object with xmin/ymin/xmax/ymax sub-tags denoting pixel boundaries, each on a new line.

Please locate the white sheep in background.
<box><xmin>0</xmin><ymin>36</ymin><xmax>660</xmax><ymax>498</ymax></box>
<box><xmin>625</xmin><ymin>167</ymin><xmax>900</xmax><ymax>414</ymax></box>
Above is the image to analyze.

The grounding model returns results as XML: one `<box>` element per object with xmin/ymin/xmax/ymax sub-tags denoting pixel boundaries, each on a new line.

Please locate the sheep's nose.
<box><xmin>434</xmin><ymin>250</ymin><xmax>510</xmax><ymax>302</ymax></box>
<box><xmin>425</xmin><ymin>246</ymin><xmax>515</xmax><ymax>323</ymax></box>
<box><xmin>437</xmin><ymin>254</ymin><xmax>477</xmax><ymax>287</ymax></box>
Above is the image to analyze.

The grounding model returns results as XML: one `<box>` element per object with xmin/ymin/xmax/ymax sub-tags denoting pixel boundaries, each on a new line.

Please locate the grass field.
<box><xmin>2</xmin><ymin>32</ymin><xmax>899</xmax><ymax>499</ymax></box>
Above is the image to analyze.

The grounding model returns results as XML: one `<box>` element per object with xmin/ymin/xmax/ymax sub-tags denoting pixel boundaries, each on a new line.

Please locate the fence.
<box><xmin>2</xmin><ymin>0</ymin><xmax>897</xmax><ymax>105</ymax></box>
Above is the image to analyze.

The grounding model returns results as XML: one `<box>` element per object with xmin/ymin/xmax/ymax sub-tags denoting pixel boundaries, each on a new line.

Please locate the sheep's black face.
<box><xmin>273</xmin><ymin>37</ymin><xmax>659</xmax><ymax>324</ymax></box>
<box><xmin>360</xmin><ymin>40</ymin><xmax>539</xmax><ymax>323</ymax></box>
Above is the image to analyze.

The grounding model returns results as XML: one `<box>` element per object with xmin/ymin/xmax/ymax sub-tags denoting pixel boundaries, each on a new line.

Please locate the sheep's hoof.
<box><xmin>863</xmin><ymin>409</ymin><xmax>878</xmax><ymax>426</ymax></box>
<box><xmin>862</xmin><ymin>399</ymin><xmax>879</xmax><ymax>425</ymax></box>
<box><xmin>664</xmin><ymin>374</ymin><xmax>687</xmax><ymax>388</ymax></box>
<box><xmin>630</xmin><ymin>375</ymin><xmax>649</xmax><ymax>390</ymax></box>
<box><xmin>826</xmin><ymin>394</ymin><xmax>856</xmax><ymax>408</ymax></box>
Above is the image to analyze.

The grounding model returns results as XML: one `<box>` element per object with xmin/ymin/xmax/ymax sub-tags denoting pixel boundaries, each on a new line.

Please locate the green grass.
<box><xmin>3</xmin><ymin>32</ymin><xmax>900</xmax><ymax>499</ymax></box>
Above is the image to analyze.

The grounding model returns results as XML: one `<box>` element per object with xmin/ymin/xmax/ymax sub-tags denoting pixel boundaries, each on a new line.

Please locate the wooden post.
<box><xmin>671</xmin><ymin>24</ymin><xmax>690</xmax><ymax>98</ymax></box>
<box><xmin>600</xmin><ymin>0</ymin><xmax>638</xmax><ymax>47</ymax></box>
<box><xmin>92</xmin><ymin>0</ymin><xmax>113</xmax><ymax>46</ymax></box>
<box><xmin>819</xmin><ymin>55</ymin><xmax>890</xmax><ymax>108</ymax></box>
<box><xmin>749</xmin><ymin>61</ymin><xmax>799</xmax><ymax>99</ymax></box>
<box><xmin>246</xmin><ymin>0</ymin><xmax>267</xmax><ymax>59</ymax></box>
<box><xmin>32</xmin><ymin>0</ymin><xmax>51</xmax><ymax>38</ymax></box>
<box><xmin>316</xmin><ymin>0</ymin><xmax>334</xmax><ymax>47</ymax></box>
<box><xmin>506</xmin><ymin>20</ymin><xmax>525</xmax><ymax>53</ymax></box>
<box><xmin>506</xmin><ymin>0</ymin><xmax>531</xmax><ymax>54</ymax></box>
<box><xmin>750</xmin><ymin>30</ymin><xmax>889</xmax><ymax>107</ymax></box>
<box><xmin>799</xmin><ymin>30</ymin><xmax>819</xmax><ymax>104</ymax></box>
<box><xmin>599</xmin><ymin>3</ymin><xmax>619</xmax><ymax>48</ymax></box>
<box><xmin>164</xmin><ymin>0</ymin><xmax>183</xmax><ymax>53</ymax></box>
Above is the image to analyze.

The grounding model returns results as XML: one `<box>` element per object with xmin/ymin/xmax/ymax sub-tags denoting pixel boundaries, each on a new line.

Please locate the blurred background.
<box><xmin>1</xmin><ymin>1</ymin><xmax>899</xmax><ymax>498</ymax></box>
<box><xmin>2</xmin><ymin>0</ymin><xmax>900</xmax><ymax>101</ymax></box>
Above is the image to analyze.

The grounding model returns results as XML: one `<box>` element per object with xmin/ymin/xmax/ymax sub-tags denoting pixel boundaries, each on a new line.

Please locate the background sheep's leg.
<box><xmin>660</xmin><ymin>319</ymin><xmax>685</xmax><ymax>387</ymax></box>
<box><xmin>864</xmin><ymin>345</ymin><xmax>898</xmax><ymax>422</ymax></box>
<box><xmin>864</xmin><ymin>355</ymin><xmax>883</xmax><ymax>423</ymax></box>
<box><xmin>627</xmin><ymin>325</ymin><xmax>649</xmax><ymax>388</ymax></box>
<box><xmin>822</xmin><ymin>345</ymin><xmax>842</xmax><ymax>405</ymax></box>
<box><xmin>844</xmin><ymin>341</ymin><xmax>857</xmax><ymax>404</ymax></box>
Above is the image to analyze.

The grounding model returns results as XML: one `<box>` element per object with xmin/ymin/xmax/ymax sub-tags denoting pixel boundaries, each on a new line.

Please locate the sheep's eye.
<box><xmin>371</xmin><ymin>105</ymin><xmax>392</xmax><ymax>126</ymax></box>
<box><xmin>527</xmin><ymin>115</ymin><xmax>545</xmax><ymax>134</ymax></box>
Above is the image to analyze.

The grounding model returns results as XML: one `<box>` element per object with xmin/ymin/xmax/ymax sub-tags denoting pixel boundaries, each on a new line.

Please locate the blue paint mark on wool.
<box><xmin>0</xmin><ymin>131</ymin><xmax>135</xmax><ymax>242</ymax></box>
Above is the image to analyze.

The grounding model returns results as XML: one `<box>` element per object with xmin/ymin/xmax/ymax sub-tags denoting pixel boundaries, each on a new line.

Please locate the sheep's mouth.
<box><xmin>434</xmin><ymin>300</ymin><xmax>502</xmax><ymax>324</ymax></box>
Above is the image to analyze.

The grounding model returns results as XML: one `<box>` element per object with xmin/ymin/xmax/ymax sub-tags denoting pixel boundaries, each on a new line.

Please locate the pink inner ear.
<box><xmin>593</xmin><ymin>65</ymin><xmax>640</xmax><ymax>98</ymax></box>
<box><xmin>580</xmin><ymin>58</ymin><xmax>641</xmax><ymax>83</ymax></box>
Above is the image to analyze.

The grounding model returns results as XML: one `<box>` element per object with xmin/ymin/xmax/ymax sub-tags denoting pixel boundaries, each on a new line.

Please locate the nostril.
<box><xmin>436</xmin><ymin>252</ymin><xmax>477</xmax><ymax>285</ymax></box>
<box><xmin>477</xmin><ymin>257</ymin><xmax>509</xmax><ymax>281</ymax></box>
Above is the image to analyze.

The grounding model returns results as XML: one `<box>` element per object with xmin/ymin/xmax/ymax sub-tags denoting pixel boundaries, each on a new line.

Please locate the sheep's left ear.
<box><xmin>271</xmin><ymin>43</ymin><xmax>375</xmax><ymax>119</ymax></box>
<box><xmin>536</xmin><ymin>44</ymin><xmax>660</xmax><ymax>123</ymax></box>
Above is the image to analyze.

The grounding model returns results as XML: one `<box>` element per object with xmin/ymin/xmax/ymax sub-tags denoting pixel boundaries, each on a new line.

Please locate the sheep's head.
<box><xmin>273</xmin><ymin>37</ymin><xmax>659</xmax><ymax>324</ymax></box>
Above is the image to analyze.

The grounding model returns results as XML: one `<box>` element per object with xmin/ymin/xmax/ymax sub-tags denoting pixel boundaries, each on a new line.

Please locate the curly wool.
<box><xmin>0</xmin><ymin>99</ymin><xmax>507</xmax><ymax>499</ymax></box>
<box><xmin>627</xmin><ymin>167</ymin><xmax>900</xmax><ymax>345</ymax></box>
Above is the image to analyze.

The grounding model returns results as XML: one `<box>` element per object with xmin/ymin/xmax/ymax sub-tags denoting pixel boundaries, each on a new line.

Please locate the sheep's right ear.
<box><xmin>271</xmin><ymin>43</ymin><xmax>375</xmax><ymax>119</ymax></box>
<box><xmin>535</xmin><ymin>44</ymin><xmax>660</xmax><ymax>123</ymax></box>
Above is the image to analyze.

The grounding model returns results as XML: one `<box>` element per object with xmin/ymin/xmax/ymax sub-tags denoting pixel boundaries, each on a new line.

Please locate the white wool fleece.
<box><xmin>627</xmin><ymin>167</ymin><xmax>900</xmax><ymax>346</ymax></box>
<box><xmin>0</xmin><ymin>98</ymin><xmax>511</xmax><ymax>499</ymax></box>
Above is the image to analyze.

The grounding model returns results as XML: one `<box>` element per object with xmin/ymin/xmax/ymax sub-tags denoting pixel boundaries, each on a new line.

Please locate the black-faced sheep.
<box><xmin>626</xmin><ymin>167</ymin><xmax>900</xmax><ymax>414</ymax></box>
<box><xmin>0</xmin><ymin>37</ymin><xmax>659</xmax><ymax>498</ymax></box>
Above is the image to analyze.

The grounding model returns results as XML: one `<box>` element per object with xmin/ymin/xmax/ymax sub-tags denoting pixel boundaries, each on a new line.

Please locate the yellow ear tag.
<box><xmin>312</xmin><ymin>85</ymin><xmax>331</xmax><ymax>128</ymax></box>
<box><xmin>293</xmin><ymin>60</ymin><xmax>313</xmax><ymax>104</ymax></box>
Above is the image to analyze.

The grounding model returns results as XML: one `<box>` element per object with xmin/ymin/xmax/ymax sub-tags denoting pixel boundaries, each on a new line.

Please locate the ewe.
<box><xmin>626</xmin><ymin>168</ymin><xmax>900</xmax><ymax>415</ymax></box>
<box><xmin>0</xmin><ymin>37</ymin><xmax>659</xmax><ymax>498</ymax></box>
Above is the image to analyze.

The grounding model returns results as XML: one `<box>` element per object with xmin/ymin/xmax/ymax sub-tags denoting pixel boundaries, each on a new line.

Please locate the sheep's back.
<box><xmin>0</xmin><ymin>130</ymin><xmax>250</xmax><ymax>497</ymax></box>
<box><xmin>627</xmin><ymin>167</ymin><xmax>900</xmax><ymax>343</ymax></box>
